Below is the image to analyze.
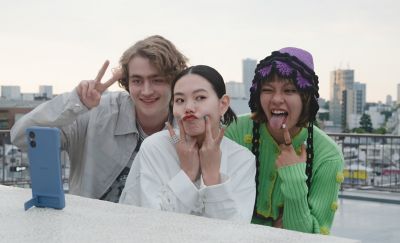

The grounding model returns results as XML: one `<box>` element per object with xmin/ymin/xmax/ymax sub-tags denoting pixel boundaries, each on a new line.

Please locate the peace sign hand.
<box><xmin>199</xmin><ymin>116</ymin><xmax>224</xmax><ymax>186</ymax></box>
<box><xmin>76</xmin><ymin>60</ymin><xmax>122</xmax><ymax>109</ymax></box>
<box><xmin>276</xmin><ymin>124</ymin><xmax>307</xmax><ymax>168</ymax></box>
<box><xmin>166</xmin><ymin>121</ymin><xmax>200</xmax><ymax>182</ymax></box>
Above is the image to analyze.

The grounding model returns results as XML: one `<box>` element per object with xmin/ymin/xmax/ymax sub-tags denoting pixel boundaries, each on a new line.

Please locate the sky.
<box><xmin>1</xmin><ymin>0</ymin><xmax>399</xmax><ymax>103</ymax></box>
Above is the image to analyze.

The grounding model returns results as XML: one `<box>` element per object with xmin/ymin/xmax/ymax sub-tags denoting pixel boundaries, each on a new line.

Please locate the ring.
<box><xmin>171</xmin><ymin>135</ymin><xmax>180</xmax><ymax>144</ymax></box>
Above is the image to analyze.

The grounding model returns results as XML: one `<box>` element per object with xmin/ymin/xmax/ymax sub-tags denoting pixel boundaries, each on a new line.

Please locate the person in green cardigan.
<box><xmin>225</xmin><ymin>47</ymin><xmax>344</xmax><ymax>234</ymax></box>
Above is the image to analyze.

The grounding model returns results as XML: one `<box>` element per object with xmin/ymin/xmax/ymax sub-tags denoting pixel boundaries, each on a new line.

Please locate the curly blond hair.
<box><xmin>118</xmin><ymin>35</ymin><xmax>188</xmax><ymax>91</ymax></box>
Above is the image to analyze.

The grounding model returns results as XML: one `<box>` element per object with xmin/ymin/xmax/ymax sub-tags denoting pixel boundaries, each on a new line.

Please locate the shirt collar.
<box><xmin>114</xmin><ymin>95</ymin><xmax>138</xmax><ymax>136</ymax></box>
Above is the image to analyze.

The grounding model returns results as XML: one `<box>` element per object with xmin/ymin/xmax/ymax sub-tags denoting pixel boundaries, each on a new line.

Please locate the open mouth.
<box><xmin>269</xmin><ymin>110</ymin><xmax>288</xmax><ymax>130</ymax></box>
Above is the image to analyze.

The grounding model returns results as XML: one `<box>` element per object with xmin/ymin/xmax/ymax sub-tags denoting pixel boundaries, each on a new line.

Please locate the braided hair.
<box><xmin>249</xmin><ymin>48</ymin><xmax>320</xmax><ymax>215</ymax></box>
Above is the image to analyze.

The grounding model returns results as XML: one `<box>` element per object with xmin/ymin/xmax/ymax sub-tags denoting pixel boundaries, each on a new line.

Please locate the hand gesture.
<box><xmin>167</xmin><ymin>121</ymin><xmax>200</xmax><ymax>182</ymax></box>
<box><xmin>276</xmin><ymin>124</ymin><xmax>307</xmax><ymax>168</ymax></box>
<box><xmin>199</xmin><ymin>116</ymin><xmax>224</xmax><ymax>186</ymax></box>
<box><xmin>76</xmin><ymin>60</ymin><xmax>122</xmax><ymax>109</ymax></box>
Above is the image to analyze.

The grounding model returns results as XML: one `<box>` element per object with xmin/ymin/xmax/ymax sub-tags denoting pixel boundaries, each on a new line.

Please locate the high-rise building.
<box><xmin>353</xmin><ymin>82</ymin><xmax>366</xmax><ymax>115</ymax></box>
<box><xmin>397</xmin><ymin>84</ymin><xmax>400</xmax><ymax>105</ymax></box>
<box><xmin>386</xmin><ymin>94</ymin><xmax>392</xmax><ymax>106</ymax></box>
<box><xmin>225</xmin><ymin>81</ymin><xmax>245</xmax><ymax>99</ymax></box>
<box><xmin>38</xmin><ymin>85</ymin><xmax>53</xmax><ymax>99</ymax></box>
<box><xmin>1</xmin><ymin>86</ymin><xmax>21</xmax><ymax>100</ymax></box>
<box><xmin>344</xmin><ymin>82</ymin><xmax>366</xmax><ymax>129</ymax></box>
<box><xmin>329</xmin><ymin>69</ymin><xmax>354</xmax><ymax>129</ymax></box>
<box><xmin>242</xmin><ymin>58</ymin><xmax>257</xmax><ymax>98</ymax></box>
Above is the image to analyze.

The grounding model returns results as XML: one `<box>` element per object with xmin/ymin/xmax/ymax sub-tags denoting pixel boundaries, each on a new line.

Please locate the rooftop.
<box><xmin>1</xmin><ymin>185</ymin><xmax>359</xmax><ymax>243</ymax></box>
<box><xmin>331</xmin><ymin>190</ymin><xmax>400</xmax><ymax>243</ymax></box>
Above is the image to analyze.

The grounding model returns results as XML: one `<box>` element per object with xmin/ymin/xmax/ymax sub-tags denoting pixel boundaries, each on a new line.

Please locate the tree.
<box><xmin>380</xmin><ymin>110</ymin><xmax>392</xmax><ymax>122</ymax></box>
<box><xmin>323</xmin><ymin>101</ymin><xmax>329</xmax><ymax>110</ymax></box>
<box><xmin>359</xmin><ymin>113</ymin><xmax>373</xmax><ymax>133</ymax></box>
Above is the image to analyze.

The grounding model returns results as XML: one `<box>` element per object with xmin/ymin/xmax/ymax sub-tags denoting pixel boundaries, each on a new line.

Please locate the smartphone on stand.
<box><xmin>24</xmin><ymin>126</ymin><xmax>65</xmax><ymax>210</ymax></box>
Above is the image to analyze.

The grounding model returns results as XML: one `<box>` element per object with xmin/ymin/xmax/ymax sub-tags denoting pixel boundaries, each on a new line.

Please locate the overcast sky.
<box><xmin>1</xmin><ymin>0</ymin><xmax>399</xmax><ymax>102</ymax></box>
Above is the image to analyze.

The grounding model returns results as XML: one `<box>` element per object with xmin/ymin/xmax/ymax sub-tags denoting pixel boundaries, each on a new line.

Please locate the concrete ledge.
<box><xmin>1</xmin><ymin>185</ymin><xmax>359</xmax><ymax>243</ymax></box>
<box><xmin>339</xmin><ymin>189</ymin><xmax>400</xmax><ymax>205</ymax></box>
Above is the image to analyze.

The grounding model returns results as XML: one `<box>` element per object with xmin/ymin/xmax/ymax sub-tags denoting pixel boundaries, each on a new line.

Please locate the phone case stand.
<box><xmin>24</xmin><ymin>195</ymin><xmax>65</xmax><ymax>211</ymax></box>
<box><xmin>24</xmin><ymin>197</ymin><xmax>38</xmax><ymax>211</ymax></box>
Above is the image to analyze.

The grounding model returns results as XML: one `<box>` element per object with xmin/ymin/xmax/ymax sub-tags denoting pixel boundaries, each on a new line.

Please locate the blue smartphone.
<box><xmin>24</xmin><ymin>126</ymin><xmax>65</xmax><ymax>210</ymax></box>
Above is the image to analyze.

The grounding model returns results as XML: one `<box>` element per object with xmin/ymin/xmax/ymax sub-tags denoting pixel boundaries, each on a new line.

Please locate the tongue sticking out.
<box><xmin>269</xmin><ymin>115</ymin><xmax>286</xmax><ymax>130</ymax></box>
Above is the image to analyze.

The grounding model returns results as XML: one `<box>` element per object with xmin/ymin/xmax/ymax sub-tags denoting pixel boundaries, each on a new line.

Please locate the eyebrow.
<box><xmin>129</xmin><ymin>74</ymin><xmax>162</xmax><ymax>79</ymax></box>
<box><xmin>174</xmin><ymin>88</ymin><xmax>208</xmax><ymax>96</ymax></box>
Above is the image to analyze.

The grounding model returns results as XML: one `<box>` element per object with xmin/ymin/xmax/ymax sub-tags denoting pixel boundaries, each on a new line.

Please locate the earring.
<box><xmin>219</xmin><ymin>116</ymin><xmax>225</xmax><ymax>129</ymax></box>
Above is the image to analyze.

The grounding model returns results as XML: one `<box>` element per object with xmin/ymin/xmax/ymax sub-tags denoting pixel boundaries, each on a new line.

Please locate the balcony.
<box><xmin>328</xmin><ymin>133</ymin><xmax>400</xmax><ymax>193</ymax></box>
<box><xmin>1</xmin><ymin>130</ymin><xmax>399</xmax><ymax>242</ymax></box>
<box><xmin>0</xmin><ymin>130</ymin><xmax>70</xmax><ymax>189</ymax></box>
<box><xmin>3</xmin><ymin>130</ymin><xmax>398</xmax><ymax>192</ymax></box>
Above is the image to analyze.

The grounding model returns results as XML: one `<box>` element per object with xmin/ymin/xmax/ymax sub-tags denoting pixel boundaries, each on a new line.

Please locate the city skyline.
<box><xmin>1</xmin><ymin>0</ymin><xmax>399</xmax><ymax>103</ymax></box>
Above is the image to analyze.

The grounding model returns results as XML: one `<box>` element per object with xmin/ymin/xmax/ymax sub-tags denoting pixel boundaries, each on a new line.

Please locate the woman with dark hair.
<box><xmin>120</xmin><ymin>65</ymin><xmax>256</xmax><ymax>222</ymax></box>
<box><xmin>225</xmin><ymin>48</ymin><xmax>344</xmax><ymax>234</ymax></box>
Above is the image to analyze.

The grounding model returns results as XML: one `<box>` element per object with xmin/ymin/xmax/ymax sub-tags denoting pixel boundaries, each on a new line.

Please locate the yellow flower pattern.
<box><xmin>244</xmin><ymin>134</ymin><xmax>252</xmax><ymax>144</ymax></box>
<box><xmin>320</xmin><ymin>226</ymin><xmax>330</xmax><ymax>235</ymax></box>
<box><xmin>331</xmin><ymin>201</ymin><xmax>338</xmax><ymax>212</ymax></box>
<box><xmin>336</xmin><ymin>172</ymin><xmax>344</xmax><ymax>183</ymax></box>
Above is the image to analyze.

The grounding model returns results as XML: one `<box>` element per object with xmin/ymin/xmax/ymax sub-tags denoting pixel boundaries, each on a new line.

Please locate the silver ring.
<box><xmin>171</xmin><ymin>135</ymin><xmax>180</xmax><ymax>144</ymax></box>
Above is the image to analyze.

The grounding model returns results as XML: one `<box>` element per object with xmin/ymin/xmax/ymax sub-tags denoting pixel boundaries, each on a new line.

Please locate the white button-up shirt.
<box><xmin>119</xmin><ymin>130</ymin><xmax>256</xmax><ymax>222</ymax></box>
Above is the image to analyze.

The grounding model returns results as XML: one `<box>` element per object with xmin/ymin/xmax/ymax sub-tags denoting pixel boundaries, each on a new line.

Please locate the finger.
<box><xmin>282</xmin><ymin>123</ymin><xmax>292</xmax><ymax>146</ymax></box>
<box><xmin>111</xmin><ymin>67</ymin><xmax>123</xmax><ymax>81</ymax></box>
<box><xmin>76</xmin><ymin>83</ymin><xmax>82</xmax><ymax>97</ymax></box>
<box><xmin>101</xmin><ymin>67</ymin><xmax>122</xmax><ymax>90</ymax></box>
<box><xmin>88</xmin><ymin>80</ymin><xmax>96</xmax><ymax>98</ymax></box>
<box><xmin>216</xmin><ymin>127</ymin><xmax>225</xmax><ymax>145</ymax></box>
<box><xmin>300</xmin><ymin>144</ymin><xmax>307</xmax><ymax>161</ymax></box>
<box><xmin>81</xmin><ymin>81</ymin><xmax>89</xmax><ymax>101</ymax></box>
<box><xmin>101</xmin><ymin>76</ymin><xmax>119</xmax><ymax>91</ymax></box>
<box><xmin>178</xmin><ymin>119</ymin><xmax>186</xmax><ymax>140</ymax></box>
<box><xmin>94</xmin><ymin>60</ymin><xmax>110</xmax><ymax>83</ymax></box>
<box><xmin>204</xmin><ymin>115</ymin><xmax>212</xmax><ymax>140</ymax></box>
<box><xmin>166</xmin><ymin>121</ymin><xmax>176</xmax><ymax>137</ymax></box>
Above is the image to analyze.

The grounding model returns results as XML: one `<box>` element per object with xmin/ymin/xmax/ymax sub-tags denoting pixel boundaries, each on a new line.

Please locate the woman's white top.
<box><xmin>119</xmin><ymin>130</ymin><xmax>256</xmax><ymax>222</ymax></box>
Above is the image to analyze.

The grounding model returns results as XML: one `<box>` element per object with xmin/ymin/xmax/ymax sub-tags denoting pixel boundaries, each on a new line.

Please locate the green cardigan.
<box><xmin>225</xmin><ymin>114</ymin><xmax>344</xmax><ymax>234</ymax></box>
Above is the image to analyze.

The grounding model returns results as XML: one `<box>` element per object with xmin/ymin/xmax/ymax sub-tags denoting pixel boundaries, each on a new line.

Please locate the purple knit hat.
<box><xmin>279</xmin><ymin>47</ymin><xmax>314</xmax><ymax>69</ymax></box>
<box><xmin>249</xmin><ymin>47</ymin><xmax>320</xmax><ymax>121</ymax></box>
<box><xmin>255</xmin><ymin>47</ymin><xmax>317</xmax><ymax>89</ymax></box>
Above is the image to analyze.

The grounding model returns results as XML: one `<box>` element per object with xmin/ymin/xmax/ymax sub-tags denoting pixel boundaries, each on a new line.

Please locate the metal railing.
<box><xmin>329</xmin><ymin>133</ymin><xmax>400</xmax><ymax>192</ymax></box>
<box><xmin>1</xmin><ymin>130</ymin><xmax>400</xmax><ymax>193</ymax></box>
<box><xmin>0</xmin><ymin>130</ymin><xmax>69</xmax><ymax>189</ymax></box>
